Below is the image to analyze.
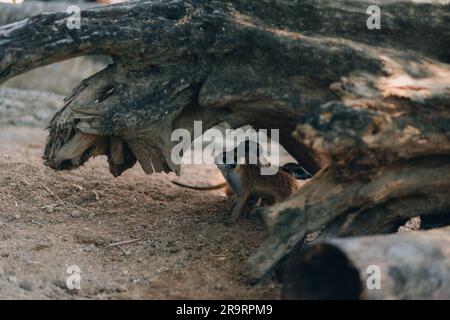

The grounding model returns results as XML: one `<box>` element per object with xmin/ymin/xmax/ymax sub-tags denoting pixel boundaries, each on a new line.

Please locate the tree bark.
<box><xmin>1</xmin><ymin>0</ymin><xmax>449</xmax><ymax>281</ymax></box>
<box><xmin>282</xmin><ymin>227</ymin><xmax>450</xmax><ymax>300</ymax></box>
<box><xmin>0</xmin><ymin>2</ymin><xmax>112</xmax><ymax>95</ymax></box>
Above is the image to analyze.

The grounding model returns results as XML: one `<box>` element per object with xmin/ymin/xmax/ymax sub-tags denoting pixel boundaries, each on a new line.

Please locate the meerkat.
<box><xmin>217</xmin><ymin>140</ymin><xmax>312</xmax><ymax>223</ymax></box>
<box><xmin>219</xmin><ymin>163</ymin><xmax>300</xmax><ymax>222</ymax></box>
<box><xmin>172</xmin><ymin>140</ymin><xmax>312</xmax><ymax>223</ymax></box>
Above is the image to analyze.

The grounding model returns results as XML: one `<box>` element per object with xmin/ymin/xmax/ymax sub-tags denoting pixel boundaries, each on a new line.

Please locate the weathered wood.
<box><xmin>248</xmin><ymin>159</ymin><xmax>450</xmax><ymax>280</ymax></box>
<box><xmin>0</xmin><ymin>2</ymin><xmax>110</xmax><ymax>95</ymax></box>
<box><xmin>282</xmin><ymin>227</ymin><xmax>450</xmax><ymax>300</ymax></box>
<box><xmin>1</xmin><ymin>0</ymin><xmax>449</xmax><ymax>282</ymax></box>
<box><xmin>1</xmin><ymin>0</ymin><xmax>448</xmax><ymax>175</ymax></box>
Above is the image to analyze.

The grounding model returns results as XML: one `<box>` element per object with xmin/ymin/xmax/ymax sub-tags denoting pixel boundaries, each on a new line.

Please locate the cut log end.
<box><xmin>281</xmin><ymin>227</ymin><xmax>450</xmax><ymax>300</ymax></box>
<box><xmin>281</xmin><ymin>244</ymin><xmax>364</xmax><ymax>300</ymax></box>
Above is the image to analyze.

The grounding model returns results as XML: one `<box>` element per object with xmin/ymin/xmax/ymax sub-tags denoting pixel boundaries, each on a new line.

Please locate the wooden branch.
<box><xmin>281</xmin><ymin>227</ymin><xmax>450</xmax><ymax>300</ymax></box>
<box><xmin>317</xmin><ymin>194</ymin><xmax>450</xmax><ymax>240</ymax></box>
<box><xmin>1</xmin><ymin>0</ymin><xmax>446</xmax><ymax>175</ymax></box>
<box><xmin>249</xmin><ymin>159</ymin><xmax>450</xmax><ymax>280</ymax></box>
<box><xmin>0</xmin><ymin>0</ymin><xmax>207</xmax><ymax>82</ymax></box>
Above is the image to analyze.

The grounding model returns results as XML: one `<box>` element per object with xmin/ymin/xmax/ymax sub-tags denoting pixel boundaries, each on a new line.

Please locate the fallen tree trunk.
<box><xmin>282</xmin><ymin>227</ymin><xmax>450</xmax><ymax>300</ymax></box>
<box><xmin>0</xmin><ymin>2</ymin><xmax>111</xmax><ymax>95</ymax></box>
<box><xmin>1</xmin><ymin>0</ymin><xmax>449</xmax><ymax>281</ymax></box>
<box><xmin>249</xmin><ymin>159</ymin><xmax>450</xmax><ymax>280</ymax></box>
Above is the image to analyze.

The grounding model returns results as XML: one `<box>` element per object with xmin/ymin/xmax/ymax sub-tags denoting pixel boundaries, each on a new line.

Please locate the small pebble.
<box><xmin>70</xmin><ymin>210</ymin><xmax>82</xmax><ymax>218</ymax></box>
<box><xmin>169</xmin><ymin>247</ymin><xmax>180</xmax><ymax>254</ymax></box>
<box><xmin>115</xmin><ymin>286</ymin><xmax>128</xmax><ymax>293</ymax></box>
<box><xmin>19</xmin><ymin>280</ymin><xmax>33</xmax><ymax>292</ymax></box>
<box><xmin>44</xmin><ymin>207</ymin><xmax>54</xmax><ymax>214</ymax></box>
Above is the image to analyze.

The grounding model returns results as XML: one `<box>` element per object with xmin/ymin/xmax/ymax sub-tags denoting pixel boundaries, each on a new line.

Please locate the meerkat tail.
<box><xmin>171</xmin><ymin>181</ymin><xmax>228</xmax><ymax>191</ymax></box>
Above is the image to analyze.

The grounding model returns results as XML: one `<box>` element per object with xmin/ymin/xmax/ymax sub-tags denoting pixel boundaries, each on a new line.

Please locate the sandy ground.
<box><xmin>0</xmin><ymin>126</ymin><xmax>280</xmax><ymax>299</ymax></box>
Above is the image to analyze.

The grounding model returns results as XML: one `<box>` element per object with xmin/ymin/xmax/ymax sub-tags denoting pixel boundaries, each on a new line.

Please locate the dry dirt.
<box><xmin>0</xmin><ymin>126</ymin><xmax>280</xmax><ymax>299</ymax></box>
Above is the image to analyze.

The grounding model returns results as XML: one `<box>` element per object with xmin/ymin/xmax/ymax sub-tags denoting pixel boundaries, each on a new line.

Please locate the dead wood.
<box><xmin>282</xmin><ymin>227</ymin><xmax>450</xmax><ymax>300</ymax></box>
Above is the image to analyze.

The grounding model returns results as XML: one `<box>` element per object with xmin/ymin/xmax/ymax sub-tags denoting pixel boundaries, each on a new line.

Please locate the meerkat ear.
<box><xmin>282</xmin><ymin>163</ymin><xmax>313</xmax><ymax>180</ymax></box>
